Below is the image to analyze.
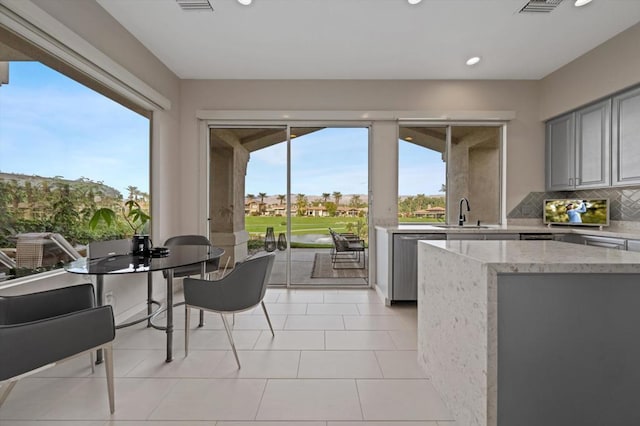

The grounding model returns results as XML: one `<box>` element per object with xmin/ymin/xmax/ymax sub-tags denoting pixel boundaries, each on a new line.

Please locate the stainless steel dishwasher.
<box><xmin>392</xmin><ymin>233</ymin><xmax>446</xmax><ymax>302</ymax></box>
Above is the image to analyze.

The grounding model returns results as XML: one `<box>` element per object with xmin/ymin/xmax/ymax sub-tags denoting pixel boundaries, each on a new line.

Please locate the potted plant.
<box><xmin>89</xmin><ymin>200</ymin><xmax>151</xmax><ymax>254</ymax></box>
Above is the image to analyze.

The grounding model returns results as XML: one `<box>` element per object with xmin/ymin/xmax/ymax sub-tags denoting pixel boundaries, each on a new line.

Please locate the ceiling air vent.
<box><xmin>176</xmin><ymin>0</ymin><xmax>213</xmax><ymax>12</ymax></box>
<box><xmin>519</xmin><ymin>0</ymin><xmax>563</xmax><ymax>13</ymax></box>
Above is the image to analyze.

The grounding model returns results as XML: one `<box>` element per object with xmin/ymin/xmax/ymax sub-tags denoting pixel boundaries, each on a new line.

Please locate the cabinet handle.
<box><xmin>575</xmin><ymin>177</ymin><xmax>580</xmax><ymax>186</ymax></box>
<box><xmin>569</xmin><ymin>178</ymin><xmax>573</xmax><ymax>186</ymax></box>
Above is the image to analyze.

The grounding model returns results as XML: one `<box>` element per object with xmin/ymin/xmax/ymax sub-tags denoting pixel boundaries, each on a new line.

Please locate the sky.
<box><xmin>0</xmin><ymin>62</ymin><xmax>444</xmax><ymax>199</ymax></box>
<box><xmin>245</xmin><ymin>128</ymin><xmax>446</xmax><ymax>197</ymax></box>
<box><xmin>0</xmin><ymin>62</ymin><xmax>150</xmax><ymax>195</ymax></box>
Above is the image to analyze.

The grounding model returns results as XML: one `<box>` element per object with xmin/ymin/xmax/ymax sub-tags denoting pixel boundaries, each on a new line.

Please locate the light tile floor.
<box><xmin>0</xmin><ymin>288</ymin><xmax>454</xmax><ymax>426</ymax></box>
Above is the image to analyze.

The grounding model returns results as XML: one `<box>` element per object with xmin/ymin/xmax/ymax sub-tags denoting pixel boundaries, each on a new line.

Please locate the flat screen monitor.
<box><xmin>543</xmin><ymin>198</ymin><xmax>609</xmax><ymax>226</ymax></box>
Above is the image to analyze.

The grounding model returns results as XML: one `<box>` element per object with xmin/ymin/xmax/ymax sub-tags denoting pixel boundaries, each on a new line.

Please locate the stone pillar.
<box><xmin>209</xmin><ymin>130</ymin><xmax>250</xmax><ymax>265</ymax></box>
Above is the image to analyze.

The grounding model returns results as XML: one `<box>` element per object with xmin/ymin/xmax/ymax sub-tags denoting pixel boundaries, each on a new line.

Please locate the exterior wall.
<box><xmin>540</xmin><ymin>22</ymin><xmax>640</xmax><ymax>121</ymax></box>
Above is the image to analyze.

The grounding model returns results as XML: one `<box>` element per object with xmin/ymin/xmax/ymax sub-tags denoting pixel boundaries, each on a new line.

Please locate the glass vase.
<box><xmin>264</xmin><ymin>227</ymin><xmax>276</xmax><ymax>252</ymax></box>
<box><xmin>277</xmin><ymin>232</ymin><xmax>287</xmax><ymax>251</ymax></box>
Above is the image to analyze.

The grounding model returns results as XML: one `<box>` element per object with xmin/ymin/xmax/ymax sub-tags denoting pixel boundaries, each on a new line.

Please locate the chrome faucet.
<box><xmin>458</xmin><ymin>198</ymin><xmax>470</xmax><ymax>226</ymax></box>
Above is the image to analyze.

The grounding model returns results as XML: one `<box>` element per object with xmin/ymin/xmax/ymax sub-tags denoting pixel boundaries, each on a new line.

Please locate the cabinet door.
<box><xmin>546</xmin><ymin>114</ymin><xmax>575</xmax><ymax>191</ymax></box>
<box><xmin>575</xmin><ymin>99</ymin><xmax>610</xmax><ymax>188</ymax></box>
<box><xmin>612</xmin><ymin>86</ymin><xmax>640</xmax><ymax>186</ymax></box>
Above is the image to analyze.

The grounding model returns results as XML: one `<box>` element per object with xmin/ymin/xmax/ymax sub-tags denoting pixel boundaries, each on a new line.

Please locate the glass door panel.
<box><xmin>209</xmin><ymin>126</ymin><xmax>287</xmax><ymax>285</ymax></box>
<box><xmin>289</xmin><ymin>126</ymin><xmax>369</xmax><ymax>286</ymax></box>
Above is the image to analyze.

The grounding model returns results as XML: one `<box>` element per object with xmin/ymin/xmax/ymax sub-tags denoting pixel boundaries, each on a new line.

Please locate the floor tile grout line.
<box><xmin>252</xmin><ymin>376</ymin><xmax>270</xmax><ymax>421</ymax></box>
<box><xmin>354</xmin><ymin>377</ymin><xmax>366</xmax><ymax>421</ymax></box>
<box><xmin>372</xmin><ymin>349</ymin><xmax>386</xmax><ymax>379</ymax></box>
<box><xmin>296</xmin><ymin>349</ymin><xmax>303</xmax><ymax>378</ymax></box>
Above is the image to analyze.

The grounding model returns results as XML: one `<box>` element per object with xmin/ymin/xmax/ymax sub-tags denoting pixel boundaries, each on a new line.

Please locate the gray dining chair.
<box><xmin>183</xmin><ymin>252</ymin><xmax>275</xmax><ymax>368</ymax></box>
<box><xmin>87</xmin><ymin>238</ymin><xmax>131</xmax><ymax>260</ymax></box>
<box><xmin>163</xmin><ymin>234</ymin><xmax>221</xmax><ymax>278</ymax></box>
<box><xmin>0</xmin><ymin>283</ymin><xmax>115</xmax><ymax>413</ymax></box>
<box><xmin>164</xmin><ymin>235</ymin><xmax>221</xmax><ymax>327</ymax></box>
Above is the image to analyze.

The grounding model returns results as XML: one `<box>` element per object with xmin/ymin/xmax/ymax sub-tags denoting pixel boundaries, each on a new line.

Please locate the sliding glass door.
<box><xmin>209</xmin><ymin>124</ymin><xmax>369</xmax><ymax>287</ymax></box>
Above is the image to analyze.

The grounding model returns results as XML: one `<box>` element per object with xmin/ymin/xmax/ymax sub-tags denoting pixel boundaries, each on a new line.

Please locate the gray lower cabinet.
<box><xmin>484</xmin><ymin>233</ymin><xmax>520</xmax><ymax>240</ymax></box>
<box><xmin>447</xmin><ymin>233</ymin><xmax>520</xmax><ymax>241</ymax></box>
<box><xmin>612</xmin><ymin>85</ymin><xmax>640</xmax><ymax>186</ymax></box>
<box><xmin>447</xmin><ymin>233</ymin><xmax>484</xmax><ymax>240</ymax></box>
<box><xmin>561</xmin><ymin>233</ymin><xmax>628</xmax><ymax>250</ymax></box>
<box><xmin>627</xmin><ymin>239</ymin><xmax>640</xmax><ymax>252</ymax></box>
<box><xmin>581</xmin><ymin>235</ymin><xmax>627</xmax><ymax>250</ymax></box>
<box><xmin>392</xmin><ymin>234</ymin><xmax>445</xmax><ymax>301</ymax></box>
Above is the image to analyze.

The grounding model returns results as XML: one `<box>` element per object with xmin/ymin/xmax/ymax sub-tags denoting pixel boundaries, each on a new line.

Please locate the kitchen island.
<box><xmin>417</xmin><ymin>240</ymin><xmax>640</xmax><ymax>426</ymax></box>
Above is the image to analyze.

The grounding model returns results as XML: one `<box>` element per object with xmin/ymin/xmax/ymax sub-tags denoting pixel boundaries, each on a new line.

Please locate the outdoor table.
<box><xmin>65</xmin><ymin>245</ymin><xmax>224</xmax><ymax>362</ymax></box>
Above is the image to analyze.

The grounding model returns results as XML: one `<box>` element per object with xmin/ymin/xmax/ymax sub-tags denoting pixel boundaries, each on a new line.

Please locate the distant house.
<box><xmin>414</xmin><ymin>206</ymin><xmax>445</xmax><ymax>219</ymax></box>
<box><xmin>245</xmin><ymin>201</ymin><xmax>266</xmax><ymax>215</ymax></box>
<box><xmin>305</xmin><ymin>206</ymin><xmax>330</xmax><ymax>217</ymax></box>
<box><xmin>265</xmin><ymin>204</ymin><xmax>296</xmax><ymax>216</ymax></box>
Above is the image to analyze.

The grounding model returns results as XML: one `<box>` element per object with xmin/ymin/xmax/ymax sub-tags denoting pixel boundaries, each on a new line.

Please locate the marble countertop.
<box><xmin>376</xmin><ymin>224</ymin><xmax>640</xmax><ymax>239</ymax></box>
<box><xmin>420</xmin><ymin>240</ymin><xmax>640</xmax><ymax>273</ymax></box>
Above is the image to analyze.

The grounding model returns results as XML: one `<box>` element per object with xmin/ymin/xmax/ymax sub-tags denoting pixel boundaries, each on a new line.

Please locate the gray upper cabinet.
<box><xmin>612</xmin><ymin>86</ymin><xmax>640</xmax><ymax>186</ymax></box>
<box><xmin>575</xmin><ymin>99</ymin><xmax>610</xmax><ymax>188</ymax></box>
<box><xmin>546</xmin><ymin>113</ymin><xmax>574</xmax><ymax>191</ymax></box>
<box><xmin>546</xmin><ymin>100</ymin><xmax>610</xmax><ymax>191</ymax></box>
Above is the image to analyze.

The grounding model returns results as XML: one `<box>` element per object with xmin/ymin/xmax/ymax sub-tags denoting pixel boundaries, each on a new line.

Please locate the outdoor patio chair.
<box><xmin>328</xmin><ymin>228</ymin><xmax>366</xmax><ymax>269</ymax></box>
<box><xmin>0</xmin><ymin>250</ymin><xmax>16</xmax><ymax>269</ymax></box>
<box><xmin>15</xmin><ymin>232</ymin><xmax>81</xmax><ymax>269</ymax></box>
<box><xmin>0</xmin><ymin>283</ymin><xmax>116</xmax><ymax>413</ymax></box>
<box><xmin>183</xmin><ymin>252</ymin><xmax>275</xmax><ymax>369</ymax></box>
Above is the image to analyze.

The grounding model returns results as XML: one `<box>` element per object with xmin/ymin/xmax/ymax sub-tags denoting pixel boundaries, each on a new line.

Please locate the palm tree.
<box><xmin>126</xmin><ymin>185</ymin><xmax>139</xmax><ymax>200</ymax></box>
<box><xmin>277</xmin><ymin>194</ymin><xmax>286</xmax><ymax>205</ymax></box>
<box><xmin>296</xmin><ymin>193</ymin><xmax>307</xmax><ymax>216</ymax></box>
<box><xmin>258</xmin><ymin>192</ymin><xmax>267</xmax><ymax>203</ymax></box>
<box><xmin>246</xmin><ymin>194</ymin><xmax>256</xmax><ymax>203</ymax></box>
<box><xmin>332</xmin><ymin>191</ymin><xmax>342</xmax><ymax>206</ymax></box>
<box><xmin>350</xmin><ymin>194</ymin><xmax>362</xmax><ymax>208</ymax></box>
<box><xmin>321</xmin><ymin>192</ymin><xmax>330</xmax><ymax>204</ymax></box>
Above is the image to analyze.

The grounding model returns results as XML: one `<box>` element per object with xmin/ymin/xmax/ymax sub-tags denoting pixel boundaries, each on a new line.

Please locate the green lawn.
<box><xmin>245</xmin><ymin>215</ymin><xmax>366</xmax><ymax>237</ymax></box>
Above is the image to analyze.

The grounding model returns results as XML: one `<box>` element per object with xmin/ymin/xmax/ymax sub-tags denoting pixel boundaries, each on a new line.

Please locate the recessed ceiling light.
<box><xmin>408</xmin><ymin>0</ymin><xmax>422</xmax><ymax>4</ymax></box>
<box><xmin>466</xmin><ymin>56</ymin><xmax>481</xmax><ymax>66</ymax></box>
<box><xmin>405</xmin><ymin>136</ymin><xmax>413</xmax><ymax>141</ymax></box>
<box><xmin>238</xmin><ymin>0</ymin><xmax>252</xmax><ymax>5</ymax></box>
<box><xmin>574</xmin><ymin>0</ymin><xmax>593</xmax><ymax>6</ymax></box>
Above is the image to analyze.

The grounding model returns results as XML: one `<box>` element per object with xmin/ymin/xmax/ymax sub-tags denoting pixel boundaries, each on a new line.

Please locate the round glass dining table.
<box><xmin>65</xmin><ymin>245</ymin><xmax>225</xmax><ymax>362</ymax></box>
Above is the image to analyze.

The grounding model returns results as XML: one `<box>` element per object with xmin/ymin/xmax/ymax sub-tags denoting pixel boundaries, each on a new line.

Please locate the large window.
<box><xmin>398</xmin><ymin>126</ymin><xmax>447</xmax><ymax>223</ymax></box>
<box><xmin>0</xmin><ymin>61</ymin><xmax>150</xmax><ymax>280</ymax></box>
<box><xmin>398</xmin><ymin>125</ymin><xmax>502</xmax><ymax>225</ymax></box>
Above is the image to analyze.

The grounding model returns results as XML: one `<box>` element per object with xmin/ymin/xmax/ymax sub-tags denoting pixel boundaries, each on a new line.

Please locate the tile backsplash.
<box><xmin>508</xmin><ymin>187</ymin><xmax>640</xmax><ymax>222</ymax></box>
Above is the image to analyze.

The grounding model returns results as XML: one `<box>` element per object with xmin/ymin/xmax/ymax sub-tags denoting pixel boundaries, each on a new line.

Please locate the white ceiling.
<box><xmin>96</xmin><ymin>0</ymin><xmax>640</xmax><ymax>80</ymax></box>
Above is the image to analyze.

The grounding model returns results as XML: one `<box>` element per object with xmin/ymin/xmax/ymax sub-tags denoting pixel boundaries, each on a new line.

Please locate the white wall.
<box><xmin>179</xmin><ymin>80</ymin><xmax>544</xmax><ymax>225</ymax></box>
<box><xmin>540</xmin><ymin>22</ymin><xmax>640</xmax><ymax>120</ymax></box>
